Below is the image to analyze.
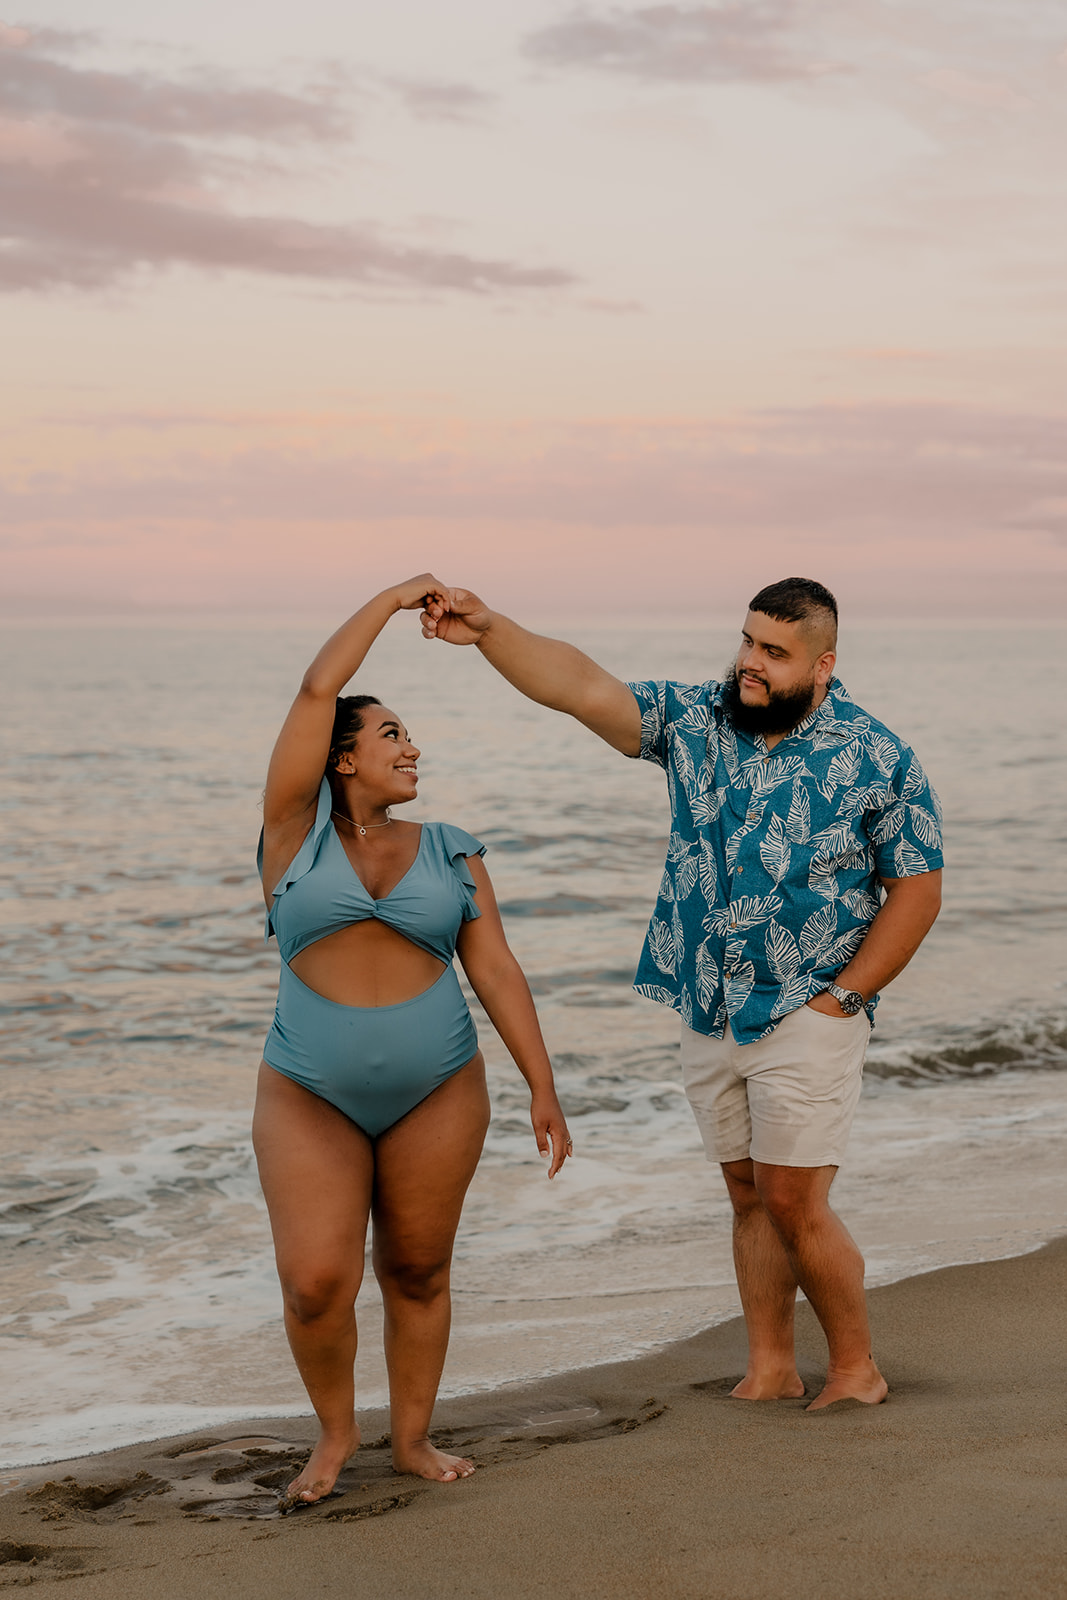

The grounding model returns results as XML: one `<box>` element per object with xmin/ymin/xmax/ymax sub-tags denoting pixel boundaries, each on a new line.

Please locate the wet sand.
<box><xmin>2</xmin><ymin>1238</ymin><xmax>1063</xmax><ymax>1599</ymax></box>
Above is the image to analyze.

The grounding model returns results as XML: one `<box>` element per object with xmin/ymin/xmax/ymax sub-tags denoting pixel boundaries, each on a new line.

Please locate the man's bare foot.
<box><xmin>731</xmin><ymin>1367</ymin><xmax>806</xmax><ymax>1401</ymax></box>
<box><xmin>806</xmin><ymin>1365</ymin><xmax>888</xmax><ymax>1411</ymax></box>
<box><xmin>281</xmin><ymin>1419</ymin><xmax>361</xmax><ymax>1508</ymax></box>
<box><xmin>392</xmin><ymin>1438</ymin><xmax>475</xmax><ymax>1482</ymax></box>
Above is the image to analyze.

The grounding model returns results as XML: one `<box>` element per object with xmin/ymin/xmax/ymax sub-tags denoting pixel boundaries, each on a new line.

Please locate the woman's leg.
<box><xmin>252</xmin><ymin>1063</ymin><xmax>375</xmax><ymax>1503</ymax></box>
<box><xmin>371</xmin><ymin>1053</ymin><xmax>491</xmax><ymax>1482</ymax></box>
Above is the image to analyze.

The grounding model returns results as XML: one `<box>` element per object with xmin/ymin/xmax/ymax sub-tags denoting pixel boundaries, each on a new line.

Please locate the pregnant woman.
<box><xmin>253</xmin><ymin>575</ymin><xmax>571</xmax><ymax>1506</ymax></box>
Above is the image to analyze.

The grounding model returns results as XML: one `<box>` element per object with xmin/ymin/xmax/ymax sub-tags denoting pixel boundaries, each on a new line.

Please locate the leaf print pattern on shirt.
<box><xmin>820</xmin><ymin>740</ymin><xmax>864</xmax><ymax>797</ymax></box>
<box><xmin>808</xmin><ymin>855</ymin><xmax>839</xmax><ymax>902</ymax></box>
<box><xmin>765</xmin><ymin>920</ymin><xmax>801</xmax><ymax>982</ymax></box>
<box><xmin>841</xmin><ymin>886</ymin><xmax>881</xmax><ymax>921</ymax></box>
<box><xmin>648</xmin><ymin>917</ymin><xmax>677</xmax><ymax>976</ymax></box>
<box><xmin>798</xmin><ymin>902</ymin><xmax>838</xmax><ymax>961</ymax></box>
<box><xmin>698</xmin><ymin>839</ymin><xmax>718</xmax><ymax>902</ymax></box>
<box><xmin>628</xmin><ymin>676</ymin><xmax>944</xmax><ymax>1043</ymax></box>
<box><xmin>771</xmin><ymin>972</ymin><xmax>812</xmax><ymax>1019</ymax></box>
<box><xmin>691</xmin><ymin>788</ymin><xmax>725</xmax><ymax>826</ymax></box>
<box><xmin>759</xmin><ymin>813</ymin><xmax>792</xmax><ymax>885</ymax></box>
<box><xmin>894</xmin><ymin>836</ymin><xmax>928</xmax><ymax>876</ymax></box>
<box><xmin>869</xmin><ymin>795</ymin><xmax>906</xmax><ymax>840</ymax></box>
<box><xmin>909</xmin><ymin>804</ymin><xmax>941</xmax><ymax>848</ymax></box>
<box><xmin>695</xmin><ymin>938</ymin><xmax>720</xmax><ymax>1009</ymax></box>
<box><xmin>785</xmin><ymin>783</ymin><xmax>811</xmax><ymax>844</ymax></box>
<box><xmin>725</xmin><ymin>960</ymin><xmax>756</xmax><ymax>1012</ymax></box>
<box><xmin>706</xmin><ymin>892</ymin><xmax>784</xmax><ymax>936</ymax></box>
<box><xmin>867</xmin><ymin>732</ymin><xmax>901</xmax><ymax>777</ymax></box>
<box><xmin>725</xmin><ymin>804</ymin><xmax>765</xmax><ymax>870</ymax></box>
<box><xmin>674</xmin><ymin>850</ymin><xmax>699</xmax><ymax>901</ymax></box>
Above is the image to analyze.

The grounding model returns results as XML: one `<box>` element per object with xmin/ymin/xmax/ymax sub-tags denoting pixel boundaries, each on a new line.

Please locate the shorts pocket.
<box><xmin>801</xmin><ymin>1001</ymin><xmax>867</xmax><ymax>1027</ymax></box>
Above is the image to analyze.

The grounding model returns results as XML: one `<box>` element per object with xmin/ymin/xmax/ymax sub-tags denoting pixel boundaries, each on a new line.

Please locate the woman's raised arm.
<box><xmin>262</xmin><ymin>574</ymin><xmax>446</xmax><ymax>839</ymax></box>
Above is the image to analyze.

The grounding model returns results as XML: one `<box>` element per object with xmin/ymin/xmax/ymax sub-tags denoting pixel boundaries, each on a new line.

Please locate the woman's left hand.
<box><xmin>391</xmin><ymin>573</ymin><xmax>449</xmax><ymax>613</ymax></box>
<box><xmin>531</xmin><ymin>1094</ymin><xmax>572</xmax><ymax>1179</ymax></box>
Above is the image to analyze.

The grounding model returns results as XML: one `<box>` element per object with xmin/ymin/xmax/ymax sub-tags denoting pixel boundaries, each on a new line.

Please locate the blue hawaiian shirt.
<box><xmin>625</xmin><ymin>678</ymin><xmax>944</xmax><ymax>1042</ymax></box>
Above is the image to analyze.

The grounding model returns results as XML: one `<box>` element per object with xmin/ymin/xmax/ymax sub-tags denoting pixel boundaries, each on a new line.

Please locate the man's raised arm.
<box><xmin>421</xmin><ymin>587</ymin><xmax>642</xmax><ymax>757</ymax></box>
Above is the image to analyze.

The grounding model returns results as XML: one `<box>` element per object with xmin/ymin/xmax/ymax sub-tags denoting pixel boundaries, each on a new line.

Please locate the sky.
<box><xmin>3</xmin><ymin>0</ymin><xmax>1066</xmax><ymax>619</ymax></box>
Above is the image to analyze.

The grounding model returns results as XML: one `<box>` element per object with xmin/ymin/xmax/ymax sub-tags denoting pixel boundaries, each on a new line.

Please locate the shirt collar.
<box><xmin>794</xmin><ymin>678</ymin><xmax>854</xmax><ymax>739</ymax></box>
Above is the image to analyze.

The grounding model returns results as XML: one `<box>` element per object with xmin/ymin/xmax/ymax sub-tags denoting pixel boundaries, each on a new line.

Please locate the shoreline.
<box><xmin>5</xmin><ymin>1063</ymin><xmax>1065</xmax><ymax>1478</ymax></box>
<box><xmin>2</xmin><ymin>1238</ymin><xmax>1063</xmax><ymax>1598</ymax></box>
<box><xmin>2</xmin><ymin>1222</ymin><xmax>1056</xmax><ymax>1480</ymax></box>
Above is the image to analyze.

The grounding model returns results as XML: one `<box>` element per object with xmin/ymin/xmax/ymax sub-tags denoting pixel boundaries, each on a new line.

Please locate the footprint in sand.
<box><xmin>10</xmin><ymin>1400</ymin><xmax>668</xmax><ymax>1529</ymax></box>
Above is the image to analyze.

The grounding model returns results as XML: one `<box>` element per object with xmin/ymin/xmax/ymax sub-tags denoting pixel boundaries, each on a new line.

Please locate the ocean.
<box><xmin>2</xmin><ymin>614</ymin><xmax>1065</xmax><ymax>1470</ymax></box>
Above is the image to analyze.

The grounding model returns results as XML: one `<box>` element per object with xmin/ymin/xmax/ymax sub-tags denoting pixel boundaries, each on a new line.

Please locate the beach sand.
<box><xmin>2</xmin><ymin>1239</ymin><xmax>1063</xmax><ymax>1599</ymax></box>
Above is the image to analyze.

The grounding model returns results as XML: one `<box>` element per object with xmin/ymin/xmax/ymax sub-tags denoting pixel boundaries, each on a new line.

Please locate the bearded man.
<box><xmin>421</xmin><ymin>576</ymin><xmax>943</xmax><ymax>1410</ymax></box>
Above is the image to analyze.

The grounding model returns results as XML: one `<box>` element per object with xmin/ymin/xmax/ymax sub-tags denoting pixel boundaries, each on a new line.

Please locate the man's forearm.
<box><xmin>476</xmin><ymin>613</ymin><xmax>601</xmax><ymax>714</ymax></box>
<box><xmin>475</xmin><ymin>612</ymin><xmax>641</xmax><ymax>755</ymax></box>
<box><xmin>836</xmin><ymin>873</ymin><xmax>942</xmax><ymax>999</ymax></box>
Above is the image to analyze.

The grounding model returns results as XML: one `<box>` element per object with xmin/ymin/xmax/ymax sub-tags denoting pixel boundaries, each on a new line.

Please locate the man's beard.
<box><xmin>721</xmin><ymin>666</ymin><xmax>818</xmax><ymax>737</ymax></box>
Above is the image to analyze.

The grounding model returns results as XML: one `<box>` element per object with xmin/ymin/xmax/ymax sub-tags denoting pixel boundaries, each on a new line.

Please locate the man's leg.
<box><xmin>754</xmin><ymin>1161</ymin><xmax>887</xmax><ymax>1410</ymax></box>
<box><xmin>721</xmin><ymin>1158</ymin><xmax>805</xmax><ymax>1400</ymax></box>
<box><xmin>682</xmin><ymin>1022</ymin><xmax>803</xmax><ymax>1394</ymax></box>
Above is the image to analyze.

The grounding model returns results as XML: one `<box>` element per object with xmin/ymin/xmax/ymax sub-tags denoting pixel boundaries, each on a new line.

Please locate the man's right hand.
<box><xmin>420</xmin><ymin>586</ymin><xmax>493</xmax><ymax>646</ymax></box>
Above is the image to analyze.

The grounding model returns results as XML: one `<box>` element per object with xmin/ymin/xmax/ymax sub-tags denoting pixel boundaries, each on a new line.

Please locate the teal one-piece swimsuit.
<box><xmin>259</xmin><ymin>778</ymin><xmax>485</xmax><ymax>1137</ymax></box>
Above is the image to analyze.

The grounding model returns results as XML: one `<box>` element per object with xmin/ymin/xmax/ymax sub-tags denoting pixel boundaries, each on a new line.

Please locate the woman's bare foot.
<box><xmin>392</xmin><ymin>1438</ymin><xmax>475</xmax><ymax>1482</ymax></box>
<box><xmin>281</xmin><ymin>1419</ymin><xmax>361</xmax><ymax>1508</ymax></box>
<box><xmin>806</xmin><ymin>1364</ymin><xmax>889</xmax><ymax>1411</ymax></box>
<box><xmin>731</xmin><ymin>1366</ymin><xmax>806</xmax><ymax>1400</ymax></box>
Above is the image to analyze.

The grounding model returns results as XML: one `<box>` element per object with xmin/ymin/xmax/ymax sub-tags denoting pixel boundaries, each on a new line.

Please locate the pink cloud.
<box><xmin>0</xmin><ymin>27</ymin><xmax>575</xmax><ymax>295</ymax></box>
<box><xmin>7</xmin><ymin>402</ymin><xmax>1067</xmax><ymax>533</ymax></box>
<box><xmin>847</xmin><ymin>348</ymin><xmax>939</xmax><ymax>364</ymax></box>
<box><xmin>384</xmin><ymin>78</ymin><xmax>497</xmax><ymax>124</ymax></box>
<box><xmin>921</xmin><ymin>67</ymin><xmax>1030</xmax><ymax>112</ymax></box>
<box><xmin>522</xmin><ymin>3</ymin><xmax>836</xmax><ymax>84</ymax></box>
<box><xmin>4</xmin><ymin>402</ymin><xmax>1065</xmax><ymax>617</ymax></box>
<box><xmin>0</xmin><ymin>26</ymin><xmax>348</xmax><ymax>139</ymax></box>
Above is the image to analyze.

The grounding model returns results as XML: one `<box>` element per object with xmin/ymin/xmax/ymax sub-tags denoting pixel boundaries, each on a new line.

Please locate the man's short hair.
<box><xmin>748</xmin><ymin>577</ymin><xmax>838</xmax><ymax>652</ymax></box>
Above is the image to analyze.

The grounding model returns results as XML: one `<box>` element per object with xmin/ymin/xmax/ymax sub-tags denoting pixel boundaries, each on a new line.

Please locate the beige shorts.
<box><xmin>680</xmin><ymin>1003</ymin><xmax>871</xmax><ymax>1169</ymax></box>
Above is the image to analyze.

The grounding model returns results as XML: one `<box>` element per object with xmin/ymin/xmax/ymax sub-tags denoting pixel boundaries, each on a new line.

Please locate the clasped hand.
<box><xmin>388</xmin><ymin>574</ymin><xmax>490</xmax><ymax>645</ymax></box>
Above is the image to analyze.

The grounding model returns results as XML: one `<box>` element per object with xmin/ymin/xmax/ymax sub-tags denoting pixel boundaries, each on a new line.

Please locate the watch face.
<box><xmin>829</xmin><ymin>983</ymin><xmax>864</xmax><ymax>1015</ymax></box>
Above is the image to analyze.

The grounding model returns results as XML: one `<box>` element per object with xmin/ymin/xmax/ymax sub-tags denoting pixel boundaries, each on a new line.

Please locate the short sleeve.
<box><xmin>868</xmin><ymin>749</ymin><xmax>945</xmax><ymax>878</ymax></box>
<box><xmin>625</xmin><ymin>681</ymin><xmax>671</xmax><ymax>767</ymax></box>
<box><xmin>435</xmin><ymin>823</ymin><xmax>487</xmax><ymax>921</ymax></box>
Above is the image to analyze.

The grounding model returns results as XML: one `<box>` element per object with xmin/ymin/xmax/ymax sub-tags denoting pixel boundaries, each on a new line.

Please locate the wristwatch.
<box><xmin>824</xmin><ymin>982</ymin><xmax>866</xmax><ymax>1016</ymax></box>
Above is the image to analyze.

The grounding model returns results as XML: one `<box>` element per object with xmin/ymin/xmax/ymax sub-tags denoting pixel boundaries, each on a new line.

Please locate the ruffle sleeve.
<box><xmin>256</xmin><ymin>776</ymin><xmax>333</xmax><ymax>941</ymax></box>
<box><xmin>435</xmin><ymin>823</ymin><xmax>487</xmax><ymax>922</ymax></box>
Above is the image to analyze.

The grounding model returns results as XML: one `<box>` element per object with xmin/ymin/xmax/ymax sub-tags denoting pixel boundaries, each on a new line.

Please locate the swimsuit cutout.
<box><xmin>259</xmin><ymin>777</ymin><xmax>485</xmax><ymax>1136</ymax></box>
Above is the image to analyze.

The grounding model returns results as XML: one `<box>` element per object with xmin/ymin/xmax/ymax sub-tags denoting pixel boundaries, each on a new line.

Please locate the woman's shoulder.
<box><xmin>259</xmin><ymin>778</ymin><xmax>333</xmax><ymax>896</ymax></box>
<box><xmin>421</xmin><ymin>820</ymin><xmax>487</xmax><ymax>861</ymax></box>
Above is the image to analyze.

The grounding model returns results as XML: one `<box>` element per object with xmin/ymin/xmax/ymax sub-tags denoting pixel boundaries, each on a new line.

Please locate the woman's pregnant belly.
<box><xmin>287</xmin><ymin>920</ymin><xmax>447</xmax><ymax>1007</ymax></box>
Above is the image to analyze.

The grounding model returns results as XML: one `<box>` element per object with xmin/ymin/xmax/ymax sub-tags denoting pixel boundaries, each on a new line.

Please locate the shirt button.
<box><xmin>736</xmin><ymin>866</ymin><xmax>743</xmax><ymax>875</ymax></box>
<box><xmin>747</xmin><ymin>811</ymin><xmax>758</xmax><ymax>821</ymax></box>
<box><xmin>729</xmin><ymin>920</ymin><xmax>737</xmax><ymax>929</ymax></box>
